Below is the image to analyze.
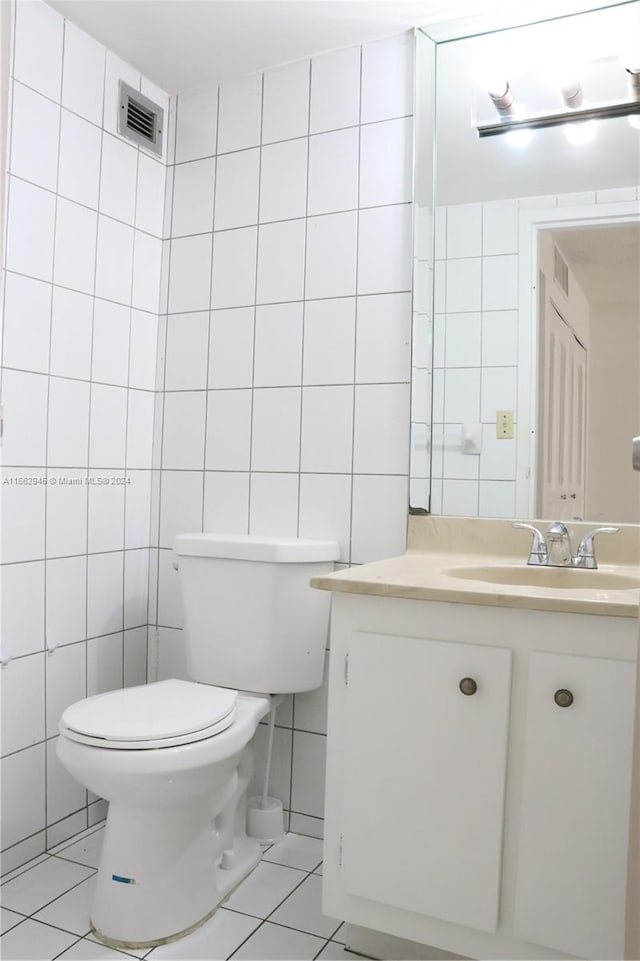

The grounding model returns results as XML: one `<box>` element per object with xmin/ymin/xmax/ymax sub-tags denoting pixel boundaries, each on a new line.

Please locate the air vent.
<box><xmin>118</xmin><ymin>81</ymin><xmax>164</xmax><ymax>158</ymax></box>
<box><xmin>553</xmin><ymin>246</ymin><xmax>569</xmax><ymax>297</ymax></box>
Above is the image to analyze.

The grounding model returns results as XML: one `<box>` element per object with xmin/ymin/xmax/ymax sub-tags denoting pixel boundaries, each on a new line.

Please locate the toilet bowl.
<box><xmin>57</xmin><ymin>533</ymin><xmax>339</xmax><ymax>949</ymax></box>
<box><xmin>57</xmin><ymin>679</ymin><xmax>271</xmax><ymax>949</ymax></box>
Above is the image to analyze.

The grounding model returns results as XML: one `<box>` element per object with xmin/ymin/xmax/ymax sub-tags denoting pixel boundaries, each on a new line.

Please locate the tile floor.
<box><xmin>0</xmin><ymin>827</ymin><xmax>365</xmax><ymax>960</ymax></box>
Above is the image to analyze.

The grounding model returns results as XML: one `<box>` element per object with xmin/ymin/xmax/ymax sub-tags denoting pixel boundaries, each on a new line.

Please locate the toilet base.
<box><xmin>91</xmin><ymin>834</ymin><xmax>261</xmax><ymax>951</ymax></box>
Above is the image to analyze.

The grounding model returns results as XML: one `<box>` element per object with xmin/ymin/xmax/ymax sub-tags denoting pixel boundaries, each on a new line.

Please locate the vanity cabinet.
<box><xmin>322</xmin><ymin>593</ymin><xmax>637</xmax><ymax>961</ymax></box>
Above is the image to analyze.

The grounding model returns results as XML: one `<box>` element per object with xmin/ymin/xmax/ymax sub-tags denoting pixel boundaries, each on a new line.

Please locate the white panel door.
<box><xmin>341</xmin><ymin>632</ymin><xmax>512</xmax><ymax>933</ymax></box>
<box><xmin>514</xmin><ymin>651</ymin><xmax>636</xmax><ymax>959</ymax></box>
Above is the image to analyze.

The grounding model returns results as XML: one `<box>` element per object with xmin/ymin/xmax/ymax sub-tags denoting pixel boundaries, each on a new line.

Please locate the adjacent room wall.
<box><xmin>0</xmin><ymin>0</ymin><xmax>168</xmax><ymax>871</ymax></box>
<box><xmin>150</xmin><ymin>33</ymin><xmax>415</xmax><ymax>837</ymax></box>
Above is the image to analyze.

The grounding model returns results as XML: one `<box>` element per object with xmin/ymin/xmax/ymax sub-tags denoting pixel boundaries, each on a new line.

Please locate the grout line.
<box><xmin>3</xmin><ymin>267</ymin><xmax>161</xmax><ymax>317</ymax></box>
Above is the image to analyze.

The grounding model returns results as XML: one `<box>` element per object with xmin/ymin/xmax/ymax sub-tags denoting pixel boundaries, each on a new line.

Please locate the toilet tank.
<box><xmin>174</xmin><ymin>534</ymin><xmax>339</xmax><ymax>694</ymax></box>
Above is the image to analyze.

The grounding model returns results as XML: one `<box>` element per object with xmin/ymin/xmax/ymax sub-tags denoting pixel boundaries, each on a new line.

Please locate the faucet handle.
<box><xmin>512</xmin><ymin>522</ymin><xmax>548</xmax><ymax>565</ymax></box>
<box><xmin>575</xmin><ymin>526</ymin><xmax>619</xmax><ymax>569</ymax></box>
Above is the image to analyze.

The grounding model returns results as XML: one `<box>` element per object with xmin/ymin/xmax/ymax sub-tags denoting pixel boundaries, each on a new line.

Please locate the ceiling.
<box><xmin>44</xmin><ymin>0</ymin><xmax>627</xmax><ymax>95</ymax></box>
<box><xmin>553</xmin><ymin>224</ymin><xmax>640</xmax><ymax>305</ymax></box>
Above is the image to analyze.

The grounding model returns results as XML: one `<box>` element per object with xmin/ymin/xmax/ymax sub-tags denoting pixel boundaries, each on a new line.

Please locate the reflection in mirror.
<box><xmin>410</xmin><ymin>2</ymin><xmax>640</xmax><ymax>523</ymax></box>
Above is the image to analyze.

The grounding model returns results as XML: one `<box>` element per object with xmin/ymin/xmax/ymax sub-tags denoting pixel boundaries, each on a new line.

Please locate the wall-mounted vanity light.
<box><xmin>474</xmin><ymin>53</ymin><xmax>640</xmax><ymax>139</ymax></box>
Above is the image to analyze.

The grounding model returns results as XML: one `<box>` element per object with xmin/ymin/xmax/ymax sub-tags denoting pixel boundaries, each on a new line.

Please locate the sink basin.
<box><xmin>444</xmin><ymin>565</ymin><xmax>640</xmax><ymax>591</ymax></box>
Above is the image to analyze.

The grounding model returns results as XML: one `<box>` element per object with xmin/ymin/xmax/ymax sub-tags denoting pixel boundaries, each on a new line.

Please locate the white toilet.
<box><xmin>56</xmin><ymin>534</ymin><xmax>338</xmax><ymax>950</ymax></box>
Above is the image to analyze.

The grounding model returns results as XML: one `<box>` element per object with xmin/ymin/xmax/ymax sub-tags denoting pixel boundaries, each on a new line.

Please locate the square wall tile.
<box><xmin>211</xmin><ymin>227</ymin><xmax>257</xmax><ymax>309</ymax></box>
<box><xmin>10</xmin><ymin>82</ymin><xmax>59</xmax><ymax>192</ymax></box>
<box><xmin>482</xmin><ymin>310</ymin><xmax>518</xmax><ymax>366</ymax></box>
<box><xmin>100</xmin><ymin>134</ymin><xmax>138</xmax><ymax>225</ymax></box>
<box><xmin>57</xmin><ymin>110</ymin><xmax>102</xmax><ymax>210</ymax></box>
<box><xmin>310</xmin><ymin>46</ymin><xmax>360</xmax><ymax>134</ymax></box>
<box><xmin>54</xmin><ymin>199</ymin><xmax>98</xmax><ymax>296</ymax></box>
<box><xmin>45</xmin><ymin>556</ymin><xmax>87</xmax><ymax>649</ymax></box>
<box><xmin>251</xmin><ymin>387</ymin><xmax>301</xmax><ymax>472</ymax></box>
<box><xmin>300</xmin><ymin>386</ymin><xmax>353</xmax><ymax>474</ymax></box>
<box><xmin>308</xmin><ymin>128</ymin><xmax>359</xmax><ymax>216</ymax></box>
<box><xmin>299</xmin><ymin>474</ymin><xmax>352</xmax><ymax>563</ymax></box>
<box><xmin>47</xmin><ymin>739</ymin><xmax>87</xmax><ymax>825</ymax></box>
<box><xmin>249</xmin><ymin>473</ymin><xmax>299</xmax><ymax>537</ymax></box>
<box><xmin>50</xmin><ymin>287</ymin><xmax>93</xmax><ymax>381</ymax></box>
<box><xmin>2</xmin><ymin>273</ymin><xmax>51</xmax><ymax>374</ymax></box>
<box><xmin>443</xmin><ymin>441</ymin><xmax>479</xmax><ymax>482</ymax></box>
<box><xmin>218</xmin><ymin>74</ymin><xmax>262</xmax><ymax>154</ymax></box>
<box><xmin>7</xmin><ymin>177</ymin><xmax>56</xmax><ymax>282</ymax></box>
<box><xmin>46</xmin><ymin>469</ymin><xmax>88</xmax><ymax>559</ymax></box>
<box><xmin>480</xmin><ymin>424</ymin><xmax>517</xmax><ymax>481</ymax></box>
<box><xmin>254</xmin><ymin>303</ymin><xmax>303</xmax><ymax>387</ymax></box>
<box><xmin>445</xmin><ymin>257</ymin><xmax>482</xmax><ymax>313</ymax></box>
<box><xmin>482</xmin><ymin>199</ymin><xmax>519</xmax><ymax>256</ymax></box>
<box><xmin>125</xmin><ymin>626</ymin><xmax>148</xmax><ymax>685</ymax></box>
<box><xmin>215</xmin><ymin>148</ymin><xmax>260</xmax><ymax>230</ymax></box>
<box><xmin>124</xmin><ymin>550</ymin><xmax>150</xmax><ymax>630</ymax></box>
<box><xmin>162</xmin><ymin>391</ymin><xmax>207</xmax><ymax>470</ymax></box>
<box><xmin>209</xmin><ymin>307</ymin><xmax>254</xmax><ymax>389</ymax></box>
<box><xmin>124</xmin><ymin>388</ymin><xmax>154</xmax><ymax>468</ymax></box>
<box><xmin>87</xmin><ymin>472</ymin><xmax>126</xmax><ymax>553</ymax></box>
<box><xmin>355</xmin><ymin>292</ymin><xmax>411</xmax><ymax>383</ymax></box>
<box><xmin>87</xmin><ymin>552</ymin><xmax>124</xmax><ymax>638</ymax></box>
<box><xmin>205</xmin><ymin>390</ymin><xmax>252</xmax><ymax>471</ymax></box>
<box><xmin>259</xmin><ymin>138</ymin><xmax>308</xmax><ymax>223</ymax></box>
<box><xmin>483</xmin><ymin>254</ymin><xmax>518</xmax><ymax>311</ymax></box>
<box><xmin>172</xmin><ymin>159</ymin><xmax>215</xmax><ymax>237</ymax></box>
<box><xmin>444</xmin><ymin>367</ymin><xmax>481</xmax><ymax>424</ymax></box>
<box><xmin>1</xmin><ymin>653</ymin><xmax>45</xmax><ymax>755</ymax></box>
<box><xmin>1</xmin><ymin>370</ymin><xmax>48</xmax><ymax>467</ymax></box>
<box><xmin>1</xmin><ymin>745</ymin><xmax>45</xmax><ymax>850</ymax></box>
<box><xmin>47</xmin><ymin>378</ymin><xmax>90</xmax><ymax>468</ymax></box>
<box><xmin>61</xmin><ymin>21</ymin><xmax>105</xmax><ymax>125</ymax></box>
<box><xmin>159</xmin><ymin>471</ymin><xmax>204</xmax><ymax>548</ymax></box>
<box><xmin>165</xmin><ymin>312</ymin><xmax>210</xmax><ymax>390</ymax></box>
<box><xmin>306</xmin><ymin>211</ymin><xmax>357</xmax><ymax>300</ymax></box>
<box><xmin>359</xmin><ymin>117</ymin><xmax>412</xmax><ymax>208</ymax></box>
<box><xmin>257</xmin><ymin>219</ymin><xmax>306</xmax><ymax>305</ymax></box>
<box><xmin>303</xmin><ymin>297</ymin><xmax>356</xmax><ymax>386</ymax></box>
<box><xmin>132</xmin><ymin>232</ymin><xmax>163</xmax><ymax>313</ymax></box>
<box><xmin>0</xmin><ymin>467</ymin><xmax>45</xmax><ymax>564</ymax></box>
<box><xmin>13</xmin><ymin>0</ymin><xmax>63</xmax><ymax>101</ymax></box>
<box><xmin>361</xmin><ymin>33</ymin><xmax>413</xmax><ymax>124</ymax></box>
<box><xmin>157</xmin><ymin>551</ymin><xmax>183</xmax><ymax>630</ymax></box>
<box><xmin>441</xmin><ymin>479</ymin><xmax>479</xmax><ymax>516</ymax></box>
<box><xmin>89</xmin><ymin>384</ymin><xmax>127</xmax><ymax>468</ymax></box>
<box><xmin>480</xmin><ymin>366</ymin><xmax>518</xmax><ymax>422</ymax></box>
<box><xmin>176</xmin><ymin>90</ymin><xmax>218</xmax><ymax>163</ymax></box>
<box><xmin>479</xmin><ymin>480</ymin><xmax>516</xmax><ymax>517</ymax></box>
<box><xmin>445</xmin><ymin>312</ymin><xmax>481</xmax><ymax>368</ymax></box>
<box><xmin>136</xmin><ymin>155</ymin><xmax>166</xmax><ymax>238</ymax></box>
<box><xmin>129</xmin><ymin>310</ymin><xmax>159</xmax><ymax>391</ymax></box>
<box><xmin>168</xmin><ymin>234</ymin><xmax>213</xmax><ymax>313</ymax></box>
<box><xmin>87</xmin><ymin>633</ymin><xmax>124</xmax><ymax>696</ymax></box>
<box><xmin>262</xmin><ymin>60</ymin><xmax>310</xmax><ymax>144</ymax></box>
<box><xmin>46</xmin><ymin>643</ymin><xmax>86</xmax><ymax>738</ymax></box>
<box><xmin>203</xmin><ymin>472</ymin><xmax>250</xmax><ymax>534</ymax></box>
<box><xmin>95</xmin><ymin>216</ymin><xmax>135</xmax><ymax>305</ymax></box>
<box><xmin>445</xmin><ymin>203</ymin><xmax>482</xmax><ymax>260</ymax></box>
<box><xmin>1</xmin><ymin>562</ymin><xmax>45</xmax><ymax>660</ymax></box>
<box><xmin>124</xmin><ymin>470</ymin><xmax>152</xmax><ymax>549</ymax></box>
<box><xmin>92</xmin><ymin>300</ymin><xmax>130</xmax><ymax>386</ymax></box>
<box><xmin>353</xmin><ymin>383</ymin><xmax>410</xmax><ymax>474</ymax></box>
<box><xmin>291</xmin><ymin>731</ymin><xmax>327</xmax><ymax>819</ymax></box>
<box><xmin>357</xmin><ymin>204</ymin><xmax>412</xmax><ymax>296</ymax></box>
<box><xmin>350</xmin><ymin>474</ymin><xmax>407</xmax><ymax>563</ymax></box>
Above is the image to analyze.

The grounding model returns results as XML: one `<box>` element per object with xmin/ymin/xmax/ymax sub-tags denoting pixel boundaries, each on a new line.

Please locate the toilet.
<box><xmin>56</xmin><ymin>534</ymin><xmax>338</xmax><ymax>950</ymax></box>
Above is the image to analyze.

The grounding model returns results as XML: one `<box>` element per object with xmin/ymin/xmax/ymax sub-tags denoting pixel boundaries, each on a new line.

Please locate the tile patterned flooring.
<box><xmin>0</xmin><ymin>828</ymin><xmax>365</xmax><ymax>960</ymax></box>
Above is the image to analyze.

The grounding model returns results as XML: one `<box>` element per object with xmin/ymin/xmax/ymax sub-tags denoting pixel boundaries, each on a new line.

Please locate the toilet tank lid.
<box><xmin>174</xmin><ymin>533</ymin><xmax>339</xmax><ymax>563</ymax></box>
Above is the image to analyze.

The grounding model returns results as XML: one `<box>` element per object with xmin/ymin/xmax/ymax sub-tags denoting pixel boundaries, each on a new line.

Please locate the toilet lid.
<box><xmin>60</xmin><ymin>679</ymin><xmax>237</xmax><ymax>744</ymax></box>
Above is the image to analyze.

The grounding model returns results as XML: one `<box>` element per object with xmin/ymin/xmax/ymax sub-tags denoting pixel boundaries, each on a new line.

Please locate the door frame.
<box><xmin>516</xmin><ymin>199</ymin><xmax>640</xmax><ymax>517</ymax></box>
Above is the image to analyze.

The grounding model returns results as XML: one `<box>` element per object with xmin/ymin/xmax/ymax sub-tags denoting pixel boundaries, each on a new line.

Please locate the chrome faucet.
<box><xmin>513</xmin><ymin>522</ymin><xmax>619</xmax><ymax>569</ymax></box>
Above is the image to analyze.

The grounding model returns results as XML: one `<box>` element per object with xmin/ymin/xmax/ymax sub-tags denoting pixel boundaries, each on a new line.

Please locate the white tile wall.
<box><xmin>1</xmin><ymin>0</ymin><xmax>167</xmax><ymax>868</ymax></box>
<box><xmin>152</xmin><ymin>34</ymin><xmax>415</xmax><ymax>836</ymax></box>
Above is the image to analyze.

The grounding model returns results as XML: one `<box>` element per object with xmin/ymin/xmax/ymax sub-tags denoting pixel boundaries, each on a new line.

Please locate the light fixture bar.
<box><xmin>478</xmin><ymin>99</ymin><xmax>640</xmax><ymax>137</ymax></box>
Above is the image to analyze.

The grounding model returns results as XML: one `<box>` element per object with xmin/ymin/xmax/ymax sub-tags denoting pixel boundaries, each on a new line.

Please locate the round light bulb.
<box><xmin>506</xmin><ymin>127</ymin><xmax>534</xmax><ymax>147</ymax></box>
<box><xmin>565</xmin><ymin>119</ymin><xmax>598</xmax><ymax>145</ymax></box>
<box><xmin>628</xmin><ymin>114</ymin><xmax>640</xmax><ymax>130</ymax></box>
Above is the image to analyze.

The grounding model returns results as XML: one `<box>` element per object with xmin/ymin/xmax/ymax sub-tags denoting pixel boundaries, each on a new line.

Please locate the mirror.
<box><xmin>410</xmin><ymin>2</ymin><xmax>640</xmax><ymax>522</ymax></box>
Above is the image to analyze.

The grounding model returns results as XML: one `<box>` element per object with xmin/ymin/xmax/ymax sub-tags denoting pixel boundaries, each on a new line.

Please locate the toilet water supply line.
<box><xmin>260</xmin><ymin>702</ymin><xmax>277</xmax><ymax>809</ymax></box>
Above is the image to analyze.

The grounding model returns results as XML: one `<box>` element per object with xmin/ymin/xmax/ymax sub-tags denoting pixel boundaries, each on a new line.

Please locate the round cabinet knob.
<box><xmin>554</xmin><ymin>688</ymin><xmax>574</xmax><ymax>708</ymax></box>
<box><xmin>459</xmin><ymin>677</ymin><xmax>478</xmax><ymax>696</ymax></box>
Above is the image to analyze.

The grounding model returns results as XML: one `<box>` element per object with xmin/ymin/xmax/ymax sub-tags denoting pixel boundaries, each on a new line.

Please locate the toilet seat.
<box><xmin>59</xmin><ymin>679</ymin><xmax>238</xmax><ymax>750</ymax></box>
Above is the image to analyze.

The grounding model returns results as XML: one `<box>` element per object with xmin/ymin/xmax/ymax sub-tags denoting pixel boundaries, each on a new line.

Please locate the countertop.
<box><xmin>310</xmin><ymin>517</ymin><xmax>640</xmax><ymax>618</ymax></box>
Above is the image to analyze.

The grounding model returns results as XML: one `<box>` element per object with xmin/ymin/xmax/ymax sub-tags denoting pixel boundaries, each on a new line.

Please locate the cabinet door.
<box><xmin>341</xmin><ymin>632</ymin><xmax>512</xmax><ymax>933</ymax></box>
<box><xmin>514</xmin><ymin>652</ymin><xmax>636</xmax><ymax>959</ymax></box>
